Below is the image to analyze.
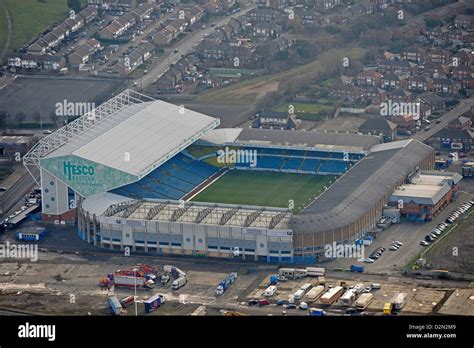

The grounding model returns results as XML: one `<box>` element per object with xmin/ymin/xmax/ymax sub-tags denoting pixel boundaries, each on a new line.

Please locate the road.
<box><xmin>414</xmin><ymin>96</ymin><xmax>474</xmax><ymax>142</ymax></box>
<box><xmin>0</xmin><ymin>166</ymin><xmax>39</xmax><ymax>216</ymax></box>
<box><xmin>136</xmin><ymin>4</ymin><xmax>256</xmax><ymax>89</ymax></box>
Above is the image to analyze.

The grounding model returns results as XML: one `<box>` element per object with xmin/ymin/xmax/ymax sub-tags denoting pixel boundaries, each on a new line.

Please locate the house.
<box><xmin>425</xmin><ymin>49</ymin><xmax>450</xmax><ymax>65</ymax></box>
<box><xmin>329</xmin><ymin>85</ymin><xmax>363</xmax><ymax>101</ymax></box>
<box><xmin>256</xmin><ymin>0</ymin><xmax>288</xmax><ymax>10</ymax></box>
<box><xmin>422</xmin><ymin>62</ymin><xmax>447</xmax><ymax>79</ymax></box>
<box><xmin>453</xmin><ymin>51</ymin><xmax>474</xmax><ymax>67</ymax></box>
<box><xmin>402</xmin><ymin>48</ymin><xmax>424</xmax><ymax>63</ymax></box>
<box><xmin>252</xmin><ymin>21</ymin><xmax>280</xmax><ymax>38</ymax></box>
<box><xmin>418</xmin><ymin>92</ymin><xmax>446</xmax><ymax>112</ymax></box>
<box><xmin>426</xmin><ymin>127</ymin><xmax>474</xmax><ymax>151</ymax></box>
<box><xmin>79</xmin><ymin>6</ymin><xmax>98</xmax><ymax>24</ymax></box>
<box><xmin>448</xmin><ymin>116</ymin><xmax>472</xmax><ymax>130</ymax></box>
<box><xmin>27</xmin><ymin>39</ymin><xmax>48</xmax><ymax>55</ymax></box>
<box><xmin>376</xmin><ymin>59</ymin><xmax>413</xmax><ymax>76</ymax></box>
<box><xmin>151</xmin><ymin>28</ymin><xmax>174</xmax><ymax>46</ymax></box>
<box><xmin>358</xmin><ymin>116</ymin><xmax>397</xmax><ymax>142</ymax></box>
<box><xmin>115</xmin><ymin>43</ymin><xmax>154</xmax><ymax>74</ymax></box>
<box><xmin>248</xmin><ymin>8</ymin><xmax>282</xmax><ymax>22</ymax></box>
<box><xmin>381</xmin><ymin>73</ymin><xmax>402</xmax><ymax>90</ymax></box>
<box><xmin>64</xmin><ymin>17</ymin><xmax>84</xmax><ymax>33</ymax></box>
<box><xmin>8</xmin><ymin>54</ymin><xmax>65</xmax><ymax>71</ymax></box>
<box><xmin>461</xmin><ymin>108</ymin><xmax>474</xmax><ymax>125</ymax></box>
<box><xmin>389</xmin><ymin>88</ymin><xmax>412</xmax><ymax>103</ymax></box>
<box><xmin>451</xmin><ymin>65</ymin><xmax>473</xmax><ymax>81</ymax></box>
<box><xmin>68</xmin><ymin>38</ymin><xmax>101</xmax><ymax>66</ymax></box>
<box><xmin>454</xmin><ymin>14</ymin><xmax>473</xmax><ymax>30</ymax></box>
<box><xmin>355</xmin><ymin>70</ymin><xmax>382</xmax><ymax>87</ymax></box>
<box><xmin>361</xmin><ymin>86</ymin><xmax>385</xmax><ymax>105</ymax></box>
<box><xmin>431</xmin><ymin>78</ymin><xmax>457</xmax><ymax>95</ymax></box>
<box><xmin>407</xmin><ymin>75</ymin><xmax>431</xmax><ymax>92</ymax></box>
<box><xmin>392</xmin><ymin>114</ymin><xmax>416</xmax><ymax>133</ymax></box>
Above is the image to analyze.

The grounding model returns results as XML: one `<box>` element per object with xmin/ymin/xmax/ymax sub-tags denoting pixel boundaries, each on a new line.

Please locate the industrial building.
<box><xmin>388</xmin><ymin>171</ymin><xmax>462</xmax><ymax>221</ymax></box>
<box><xmin>23</xmin><ymin>90</ymin><xmax>437</xmax><ymax>263</ymax></box>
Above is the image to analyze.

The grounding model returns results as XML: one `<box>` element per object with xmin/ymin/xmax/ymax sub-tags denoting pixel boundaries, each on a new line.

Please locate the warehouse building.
<box><xmin>388</xmin><ymin>171</ymin><xmax>462</xmax><ymax>221</ymax></box>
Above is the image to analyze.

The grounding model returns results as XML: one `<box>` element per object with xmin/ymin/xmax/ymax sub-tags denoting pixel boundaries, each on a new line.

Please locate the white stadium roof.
<box><xmin>28</xmin><ymin>90</ymin><xmax>220</xmax><ymax>179</ymax></box>
<box><xmin>70</xmin><ymin>100</ymin><xmax>219</xmax><ymax>177</ymax></box>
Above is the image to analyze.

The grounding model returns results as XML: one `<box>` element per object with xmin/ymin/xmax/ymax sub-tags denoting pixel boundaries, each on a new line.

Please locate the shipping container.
<box><xmin>355</xmin><ymin>293</ymin><xmax>373</xmax><ymax>310</ymax></box>
<box><xmin>321</xmin><ymin>286</ymin><xmax>344</xmax><ymax>305</ymax></box>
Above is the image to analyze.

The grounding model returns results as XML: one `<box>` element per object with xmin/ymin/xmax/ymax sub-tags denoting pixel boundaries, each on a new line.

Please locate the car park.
<box><xmin>299</xmin><ymin>302</ymin><xmax>308</xmax><ymax>310</ymax></box>
<box><xmin>276</xmin><ymin>299</ymin><xmax>286</xmax><ymax>306</ymax></box>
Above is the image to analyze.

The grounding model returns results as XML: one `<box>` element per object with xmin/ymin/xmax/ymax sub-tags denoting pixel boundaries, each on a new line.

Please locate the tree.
<box><xmin>67</xmin><ymin>0</ymin><xmax>81</xmax><ymax>13</ymax></box>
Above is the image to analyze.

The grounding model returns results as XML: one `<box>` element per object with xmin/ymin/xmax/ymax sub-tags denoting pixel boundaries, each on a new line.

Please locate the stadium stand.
<box><xmin>111</xmin><ymin>153</ymin><xmax>219</xmax><ymax>200</ymax></box>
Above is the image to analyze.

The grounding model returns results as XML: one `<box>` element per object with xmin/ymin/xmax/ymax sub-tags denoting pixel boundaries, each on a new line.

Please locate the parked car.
<box><xmin>420</xmin><ymin>241</ymin><xmax>429</xmax><ymax>246</ymax></box>
<box><xmin>248</xmin><ymin>299</ymin><xmax>259</xmax><ymax>306</ymax></box>
<box><xmin>258</xmin><ymin>299</ymin><xmax>270</xmax><ymax>306</ymax></box>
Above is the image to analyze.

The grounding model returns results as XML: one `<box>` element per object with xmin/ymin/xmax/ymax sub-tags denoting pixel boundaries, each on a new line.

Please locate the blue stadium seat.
<box><xmin>282</xmin><ymin>158</ymin><xmax>302</xmax><ymax>170</ymax></box>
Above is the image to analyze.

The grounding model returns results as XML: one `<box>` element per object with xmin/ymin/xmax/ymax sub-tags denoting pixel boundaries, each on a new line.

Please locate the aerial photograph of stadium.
<box><xmin>0</xmin><ymin>0</ymin><xmax>473</xmax><ymax>345</ymax></box>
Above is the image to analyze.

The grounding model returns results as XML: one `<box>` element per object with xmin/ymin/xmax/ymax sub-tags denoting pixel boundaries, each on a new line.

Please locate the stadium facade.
<box><xmin>24</xmin><ymin>90</ymin><xmax>435</xmax><ymax>263</ymax></box>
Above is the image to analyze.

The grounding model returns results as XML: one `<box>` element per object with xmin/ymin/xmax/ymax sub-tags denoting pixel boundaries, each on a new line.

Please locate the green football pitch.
<box><xmin>191</xmin><ymin>170</ymin><xmax>335</xmax><ymax>212</ymax></box>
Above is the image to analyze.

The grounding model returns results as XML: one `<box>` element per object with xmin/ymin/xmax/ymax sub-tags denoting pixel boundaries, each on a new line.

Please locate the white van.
<box><xmin>371</xmin><ymin>283</ymin><xmax>381</xmax><ymax>290</ymax></box>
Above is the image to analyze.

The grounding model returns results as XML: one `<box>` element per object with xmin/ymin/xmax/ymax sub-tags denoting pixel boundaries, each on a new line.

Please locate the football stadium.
<box><xmin>23</xmin><ymin>90</ymin><xmax>435</xmax><ymax>263</ymax></box>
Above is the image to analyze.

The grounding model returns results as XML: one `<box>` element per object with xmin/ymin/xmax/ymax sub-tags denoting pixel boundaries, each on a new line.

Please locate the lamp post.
<box><xmin>133</xmin><ymin>268</ymin><xmax>138</xmax><ymax>316</ymax></box>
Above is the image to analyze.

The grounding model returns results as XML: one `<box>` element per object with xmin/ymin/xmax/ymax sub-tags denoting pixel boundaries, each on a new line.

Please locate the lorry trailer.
<box><xmin>144</xmin><ymin>294</ymin><xmax>165</xmax><ymax>313</ymax></box>
<box><xmin>216</xmin><ymin>272</ymin><xmax>237</xmax><ymax>295</ymax></box>
<box><xmin>108</xmin><ymin>296</ymin><xmax>126</xmax><ymax>316</ymax></box>
<box><xmin>113</xmin><ymin>275</ymin><xmax>155</xmax><ymax>289</ymax></box>
<box><xmin>350</xmin><ymin>264</ymin><xmax>365</xmax><ymax>273</ymax></box>
<box><xmin>309</xmin><ymin>308</ymin><xmax>327</xmax><ymax>316</ymax></box>
<box><xmin>172</xmin><ymin>276</ymin><xmax>187</xmax><ymax>290</ymax></box>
